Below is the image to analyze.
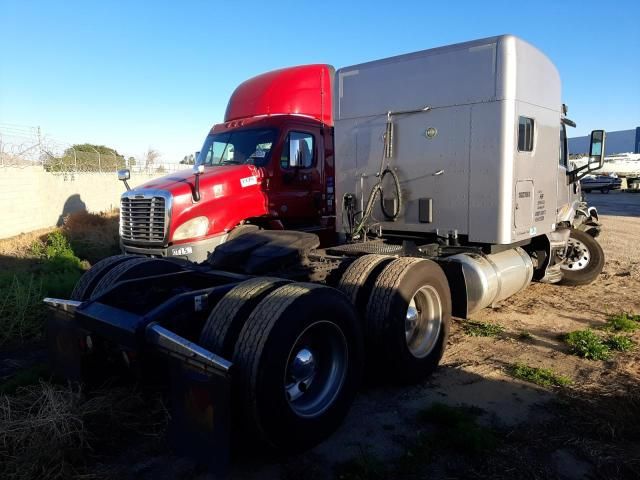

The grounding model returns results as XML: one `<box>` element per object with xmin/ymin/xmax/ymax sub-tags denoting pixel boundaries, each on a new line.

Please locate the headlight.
<box><xmin>173</xmin><ymin>216</ymin><xmax>209</xmax><ymax>241</ymax></box>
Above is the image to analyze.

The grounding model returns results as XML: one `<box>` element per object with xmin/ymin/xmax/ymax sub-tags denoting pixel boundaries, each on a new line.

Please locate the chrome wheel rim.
<box><xmin>284</xmin><ymin>321</ymin><xmax>348</xmax><ymax>418</ymax></box>
<box><xmin>561</xmin><ymin>237</ymin><xmax>591</xmax><ymax>271</ymax></box>
<box><xmin>405</xmin><ymin>285</ymin><xmax>443</xmax><ymax>359</ymax></box>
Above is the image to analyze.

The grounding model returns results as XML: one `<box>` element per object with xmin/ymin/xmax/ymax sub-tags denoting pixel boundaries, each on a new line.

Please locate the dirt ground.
<box><xmin>233</xmin><ymin>196</ymin><xmax>640</xmax><ymax>480</ymax></box>
<box><xmin>2</xmin><ymin>196</ymin><xmax>639</xmax><ymax>479</ymax></box>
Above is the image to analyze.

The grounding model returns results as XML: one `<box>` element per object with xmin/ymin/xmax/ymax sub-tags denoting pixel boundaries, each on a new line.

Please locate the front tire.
<box><xmin>560</xmin><ymin>229</ymin><xmax>605</xmax><ymax>286</ymax></box>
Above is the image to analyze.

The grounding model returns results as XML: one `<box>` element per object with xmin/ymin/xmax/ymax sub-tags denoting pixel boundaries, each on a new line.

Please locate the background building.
<box><xmin>569</xmin><ymin>127</ymin><xmax>640</xmax><ymax>155</ymax></box>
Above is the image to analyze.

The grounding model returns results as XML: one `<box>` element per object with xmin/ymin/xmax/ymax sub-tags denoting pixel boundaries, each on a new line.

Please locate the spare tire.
<box><xmin>90</xmin><ymin>257</ymin><xmax>183</xmax><ymax>299</ymax></box>
<box><xmin>70</xmin><ymin>254</ymin><xmax>137</xmax><ymax>301</ymax></box>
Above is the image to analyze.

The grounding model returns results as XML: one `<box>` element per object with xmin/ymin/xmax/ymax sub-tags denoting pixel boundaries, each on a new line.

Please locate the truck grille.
<box><xmin>120</xmin><ymin>195</ymin><xmax>168</xmax><ymax>244</ymax></box>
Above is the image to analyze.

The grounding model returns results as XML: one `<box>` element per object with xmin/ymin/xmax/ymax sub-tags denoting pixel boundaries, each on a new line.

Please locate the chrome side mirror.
<box><xmin>192</xmin><ymin>164</ymin><xmax>204</xmax><ymax>175</ymax></box>
<box><xmin>117</xmin><ymin>169</ymin><xmax>131</xmax><ymax>190</ymax></box>
<box><xmin>588</xmin><ymin>130</ymin><xmax>606</xmax><ymax>171</ymax></box>
<box><xmin>118</xmin><ymin>168</ymin><xmax>130</xmax><ymax>181</ymax></box>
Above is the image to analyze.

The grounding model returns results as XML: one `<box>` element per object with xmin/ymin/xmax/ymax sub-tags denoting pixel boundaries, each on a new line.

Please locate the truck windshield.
<box><xmin>197</xmin><ymin>128</ymin><xmax>277</xmax><ymax>167</ymax></box>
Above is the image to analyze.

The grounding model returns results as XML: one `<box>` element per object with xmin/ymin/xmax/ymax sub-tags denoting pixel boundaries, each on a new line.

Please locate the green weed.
<box><xmin>564</xmin><ymin>329</ymin><xmax>611</xmax><ymax>360</ymax></box>
<box><xmin>0</xmin><ymin>364</ymin><xmax>50</xmax><ymax>395</ymax></box>
<box><xmin>419</xmin><ymin>403</ymin><xmax>495</xmax><ymax>452</ymax></box>
<box><xmin>463</xmin><ymin>321</ymin><xmax>504</xmax><ymax>337</ymax></box>
<box><xmin>508</xmin><ymin>363</ymin><xmax>572</xmax><ymax>387</ymax></box>
<box><xmin>335</xmin><ymin>446</ymin><xmax>387</xmax><ymax>480</ymax></box>
<box><xmin>605</xmin><ymin>334</ymin><xmax>635</xmax><ymax>352</ymax></box>
<box><xmin>603</xmin><ymin>313</ymin><xmax>640</xmax><ymax>332</ymax></box>
<box><xmin>518</xmin><ymin>331</ymin><xmax>534</xmax><ymax>340</ymax></box>
<box><xmin>0</xmin><ymin>231</ymin><xmax>85</xmax><ymax>345</ymax></box>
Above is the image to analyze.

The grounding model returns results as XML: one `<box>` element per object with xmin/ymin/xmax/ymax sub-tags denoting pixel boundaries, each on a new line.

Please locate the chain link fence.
<box><xmin>0</xmin><ymin>124</ymin><xmax>184</xmax><ymax>174</ymax></box>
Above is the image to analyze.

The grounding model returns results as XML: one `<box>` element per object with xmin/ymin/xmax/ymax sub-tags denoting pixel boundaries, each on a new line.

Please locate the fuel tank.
<box><xmin>449</xmin><ymin>247</ymin><xmax>534</xmax><ymax>314</ymax></box>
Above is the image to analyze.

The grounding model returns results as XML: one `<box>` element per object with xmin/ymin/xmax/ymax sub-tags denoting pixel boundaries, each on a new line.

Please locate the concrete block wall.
<box><xmin>0</xmin><ymin>167</ymin><xmax>162</xmax><ymax>239</ymax></box>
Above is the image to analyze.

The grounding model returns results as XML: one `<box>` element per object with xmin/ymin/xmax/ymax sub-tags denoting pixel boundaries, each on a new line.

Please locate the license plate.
<box><xmin>171</xmin><ymin>246</ymin><xmax>193</xmax><ymax>256</ymax></box>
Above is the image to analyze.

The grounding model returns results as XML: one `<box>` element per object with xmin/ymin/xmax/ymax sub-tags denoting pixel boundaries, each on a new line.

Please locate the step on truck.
<box><xmin>46</xmin><ymin>35</ymin><xmax>606</xmax><ymax>476</ymax></box>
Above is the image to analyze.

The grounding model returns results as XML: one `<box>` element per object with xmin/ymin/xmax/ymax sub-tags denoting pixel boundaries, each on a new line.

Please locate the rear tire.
<box><xmin>365</xmin><ymin>257</ymin><xmax>451</xmax><ymax>383</ymax></box>
<box><xmin>199</xmin><ymin>277</ymin><xmax>290</xmax><ymax>358</ymax></box>
<box><xmin>70</xmin><ymin>254</ymin><xmax>137</xmax><ymax>301</ymax></box>
<box><xmin>337</xmin><ymin>254</ymin><xmax>393</xmax><ymax>316</ymax></box>
<box><xmin>232</xmin><ymin>283</ymin><xmax>363</xmax><ymax>452</ymax></box>
<box><xmin>560</xmin><ymin>228</ymin><xmax>605</xmax><ymax>286</ymax></box>
<box><xmin>91</xmin><ymin>257</ymin><xmax>183</xmax><ymax>299</ymax></box>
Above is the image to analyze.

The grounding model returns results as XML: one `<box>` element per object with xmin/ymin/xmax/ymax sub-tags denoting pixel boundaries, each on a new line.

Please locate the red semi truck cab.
<box><xmin>119</xmin><ymin>65</ymin><xmax>336</xmax><ymax>262</ymax></box>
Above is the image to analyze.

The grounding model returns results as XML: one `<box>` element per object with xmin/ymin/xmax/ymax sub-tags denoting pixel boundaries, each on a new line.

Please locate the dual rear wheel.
<box><xmin>339</xmin><ymin>255</ymin><xmax>451</xmax><ymax>383</ymax></box>
<box><xmin>200</xmin><ymin>280</ymin><xmax>363</xmax><ymax>452</ymax></box>
<box><xmin>199</xmin><ymin>255</ymin><xmax>451</xmax><ymax>451</ymax></box>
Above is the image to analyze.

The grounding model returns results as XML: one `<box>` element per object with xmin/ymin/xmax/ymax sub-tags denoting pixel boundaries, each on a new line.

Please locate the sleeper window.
<box><xmin>518</xmin><ymin>116</ymin><xmax>534</xmax><ymax>152</ymax></box>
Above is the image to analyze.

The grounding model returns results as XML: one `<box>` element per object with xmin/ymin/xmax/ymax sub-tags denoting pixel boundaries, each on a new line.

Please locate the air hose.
<box><xmin>352</xmin><ymin>167</ymin><xmax>402</xmax><ymax>238</ymax></box>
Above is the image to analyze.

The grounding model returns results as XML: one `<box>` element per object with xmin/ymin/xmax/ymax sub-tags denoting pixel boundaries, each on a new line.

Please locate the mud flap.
<box><xmin>169</xmin><ymin>362</ymin><xmax>231</xmax><ymax>478</ymax></box>
<box><xmin>45</xmin><ymin>299</ymin><xmax>100</xmax><ymax>383</ymax></box>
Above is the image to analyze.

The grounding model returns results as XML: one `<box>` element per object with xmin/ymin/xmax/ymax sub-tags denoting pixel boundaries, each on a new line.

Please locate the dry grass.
<box><xmin>0</xmin><ymin>228</ymin><xmax>55</xmax><ymax>259</ymax></box>
<box><xmin>62</xmin><ymin>210</ymin><xmax>120</xmax><ymax>265</ymax></box>
<box><xmin>0</xmin><ymin>381</ymin><xmax>168</xmax><ymax>480</ymax></box>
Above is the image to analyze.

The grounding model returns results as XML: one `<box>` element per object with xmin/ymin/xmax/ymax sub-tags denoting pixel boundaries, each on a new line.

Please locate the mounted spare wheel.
<box><xmin>337</xmin><ymin>254</ymin><xmax>394</xmax><ymax>316</ymax></box>
<box><xmin>559</xmin><ymin>228</ymin><xmax>605</xmax><ymax>286</ymax></box>
<box><xmin>199</xmin><ymin>277</ymin><xmax>291</xmax><ymax>358</ymax></box>
<box><xmin>71</xmin><ymin>254</ymin><xmax>139</xmax><ymax>301</ymax></box>
<box><xmin>365</xmin><ymin>257</ymin><xmax>451</xmax><ymax>383</ymax></box>
<box><xmin>232</xmin><ymin>283</ymin><xmax>364</xmax><ymax>452</ymax></box>
<box><xmin>90</xmin><ymin>257</ymin><xmax>184</xmax><ymax>299</ymax></box>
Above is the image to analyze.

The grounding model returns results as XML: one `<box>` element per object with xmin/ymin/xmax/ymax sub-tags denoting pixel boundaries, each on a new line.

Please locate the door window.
<box><xmin>281</xmin><ymin>132</ymin><xmax>314</xmax><ymax>169</ymax></box>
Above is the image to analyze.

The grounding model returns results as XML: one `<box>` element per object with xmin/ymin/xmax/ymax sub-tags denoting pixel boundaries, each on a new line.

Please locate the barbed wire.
<box><xmin>0</xmin><ymin>126</ymin><xmax>184</xmax><ymax>175</ymax></box>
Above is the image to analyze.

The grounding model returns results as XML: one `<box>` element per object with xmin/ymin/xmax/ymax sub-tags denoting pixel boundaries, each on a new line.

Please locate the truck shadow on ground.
<box><xmin>231</xmin><ymin>363</ymin><xmax>639</xmax><ymax>480</ymax></box>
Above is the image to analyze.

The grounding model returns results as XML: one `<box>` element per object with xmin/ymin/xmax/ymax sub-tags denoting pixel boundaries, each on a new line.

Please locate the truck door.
<box><xmin>270</xmin><ymin>127</ymin><xmax>323</xmax><ymax>227</ymax></box>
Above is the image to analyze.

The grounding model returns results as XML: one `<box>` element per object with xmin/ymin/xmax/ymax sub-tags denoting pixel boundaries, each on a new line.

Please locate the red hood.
<box><xmin>130</xmin><ymin>164</ymin><xmax>269</xmax><ymax>242</ymax></box>
<box><xmin>135</xmin><ymin>165</ymin><xmax>257</xmax><ymax>195</ymax></box>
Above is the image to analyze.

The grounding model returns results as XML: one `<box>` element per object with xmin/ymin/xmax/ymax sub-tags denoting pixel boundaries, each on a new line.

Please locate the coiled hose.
<box><xmin>353</xmin><ymin>167</ymin><xmax>402</xmax><ymax>237</ymax></box>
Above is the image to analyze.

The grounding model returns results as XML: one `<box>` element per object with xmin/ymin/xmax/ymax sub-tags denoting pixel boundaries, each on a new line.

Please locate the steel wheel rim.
<box><xmin>405</xmin><ymin>285</ymin><xmax>443</xmax><ymax>359</ymax></box>
<box><xmin>561</xmin><ymin>237</ymin><xmax>591</xmax><ymax>271</ymax></box>
<box><xmin>284</xmin><ymin>320</ymin><xmax>348</xmax><ymax>418</ymax></box>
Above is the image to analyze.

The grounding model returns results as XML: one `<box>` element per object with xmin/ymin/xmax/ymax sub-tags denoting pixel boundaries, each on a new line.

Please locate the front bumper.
<box><xmin>573</xmin><ymin>204</ymin><xmax>601</xmax><ymax>238</ymax></box>
<box><xmin>121</xmin><ymin>233</ymin><xmax>229</xmax><ymax>263</ymax></box>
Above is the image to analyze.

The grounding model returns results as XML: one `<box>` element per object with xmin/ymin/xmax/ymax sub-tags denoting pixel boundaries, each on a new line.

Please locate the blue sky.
<box><xmin>1</xmin><ymin>0</ymin><xmax>638</xmax><ymax>163</ymax></box>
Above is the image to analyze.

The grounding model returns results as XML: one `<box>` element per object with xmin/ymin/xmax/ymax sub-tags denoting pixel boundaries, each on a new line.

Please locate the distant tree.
<box><xmin>144</xmin><ymin>148</ymin><xmax>160</xmax><ymax>168</ymax></box>
<box><xmin>128</xmin><ymin>156</ymin><xmax>136</xmax><ymax>167</ymax></box>
<box><xmin>179</xmin><ymin>154</ymin><xmax>195</xmax><ymax>165</ymax></box>
<box><xmin>45</xmin><ymin>143</ymin><xmax>125</xmax><ymax>172</ymax></box>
